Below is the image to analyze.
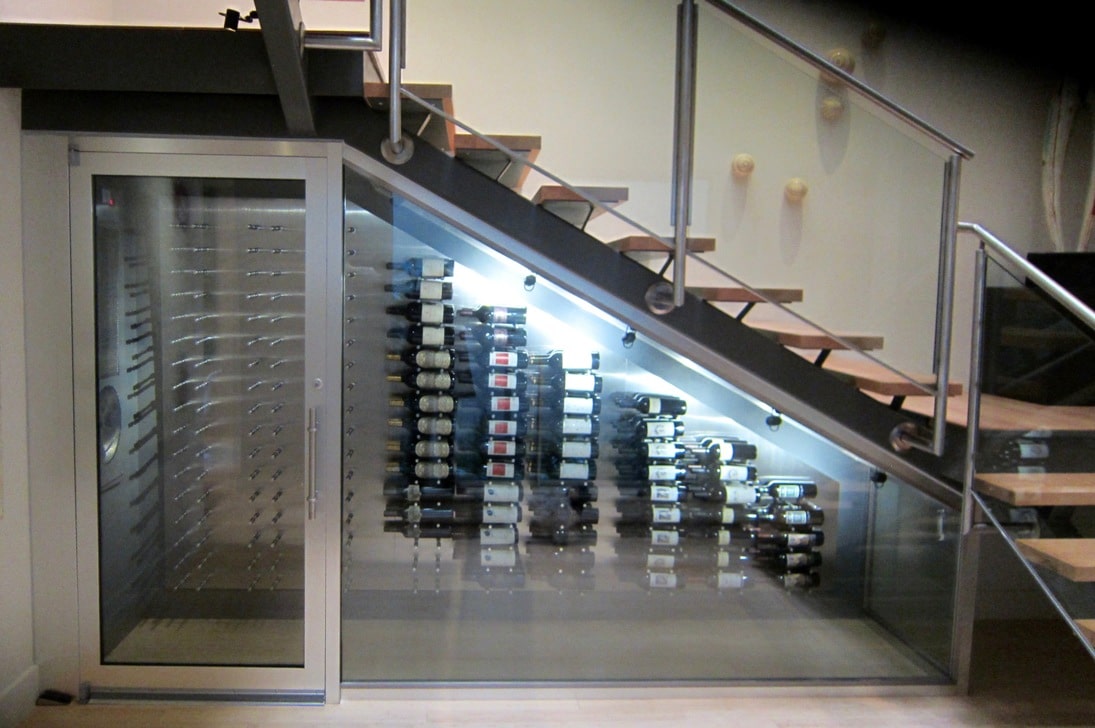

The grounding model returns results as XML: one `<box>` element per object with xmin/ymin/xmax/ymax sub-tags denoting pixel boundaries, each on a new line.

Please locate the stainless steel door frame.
<box><xmin>69</xmin><ymin>139</ymin><xmax>341</xmax><ymax>698</ymax></box>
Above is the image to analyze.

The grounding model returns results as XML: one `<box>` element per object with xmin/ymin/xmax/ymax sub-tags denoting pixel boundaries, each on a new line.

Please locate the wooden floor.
<box><xmin>18</xmin><ymin>621</ymin><xmax>1095</xmax><ymax>727</ymax></box>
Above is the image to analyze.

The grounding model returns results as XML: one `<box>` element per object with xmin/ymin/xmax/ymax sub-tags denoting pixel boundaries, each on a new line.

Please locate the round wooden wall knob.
<box><xmin>731</xmin><ymin>153</ymin><xmax>755</xmax><ymax>179</ymax></box>
<box><xmin>784</xmin><ymin>178</ymin><xmax>808</xmax><ymax>204</ymax></box>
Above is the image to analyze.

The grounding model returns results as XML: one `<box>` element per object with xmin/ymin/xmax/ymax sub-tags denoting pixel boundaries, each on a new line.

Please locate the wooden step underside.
<box><xmin>975</xmin><ymin>472</ymin><xmax>1095</xmax><ymax>507</ymax></box>
<box><xmin>689</xmin><ymin>286</ymin><xmax>803</xmax><ymax>304</ymax></box>
<box><xmin>822</xmin><ymin>358</ymin><xmax>963</xmax><ymax>397</ymax></box>
<box><xmin>454</xmin><ymin>133</ymin><xmax>541</xmax><ymax>190</ymax></box>
<box><xmin>532</xmin><ymin>185</ymin><xmax>629</xmax><ymax>228</ymax></box>
<box><xmin>1015</xmin><ymin>538</ymin><xmax>1095</xmax><ymax>582</ymax></box>
<box><xmin>751</xmin><ymin>321</ymin><xmax>884</xmax><ymax>352</ymax></box>
<box><xmin>609</xmin><ymin>235</ymin><xmax>716</xmax><ymax>253</ymax></box>
<box><xmin>364</xmin><ymin>82</ymin><xmax>456</xmax><ymax>152</ymax></box>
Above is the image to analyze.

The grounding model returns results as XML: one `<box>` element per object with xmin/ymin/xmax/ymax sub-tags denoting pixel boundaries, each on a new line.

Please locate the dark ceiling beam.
<box><xmin>253</xmin><ymin>0</ymin><xmax>315</xmax><ymax>136</ymax></box>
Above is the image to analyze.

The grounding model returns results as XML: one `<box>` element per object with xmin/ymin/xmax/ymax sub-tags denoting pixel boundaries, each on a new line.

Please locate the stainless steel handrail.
<box><xmin>302</xmin><ymin>0</ymin><xmax>383</xmax><ymax>51</ymax></box>
<box><xmin>704</xmin><ymin>0</ymin><xmax>974</xmax><ymax>160</ymax></box>
<box><xmin>958</xmin><ymin>222</ymin><xmax>1095</xmax><ymax>331</ymax></box>
<box><xmin>397</xmin><ymin>87</ymin><xmax>937</xmax><ymax>399</ymax></box>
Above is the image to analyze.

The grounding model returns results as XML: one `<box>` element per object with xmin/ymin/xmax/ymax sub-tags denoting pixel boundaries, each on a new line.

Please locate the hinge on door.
<box><xmin>68</xmin><ymin>146</ymin><xmax>80</xmax><ymax>167</ymax></box>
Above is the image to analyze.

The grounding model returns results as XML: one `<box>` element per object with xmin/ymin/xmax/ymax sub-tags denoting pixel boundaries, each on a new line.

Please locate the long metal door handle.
<box><xmin>306</xmin><ymin>406</ymin><xmax>318</xmax><ymax>520</ymax></box>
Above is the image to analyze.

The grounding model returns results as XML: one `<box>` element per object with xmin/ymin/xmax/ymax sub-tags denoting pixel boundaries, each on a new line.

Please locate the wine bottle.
<box><xmin>474</xmin><ymin>370</ymin><xmax>530</xmax><ymax>394</ymax></box>
<box><xmin>480</xmin><ymin>458</ymin><xmax>526</xmax><ymax>480</ymax></box>
<box><xmin>759</xmin><ymin>476</ymin><xmax>818</xmax><ymax>501</ymax></box>
<box><xmin>481</xmin><ymin>438</ymin><xmax>524</xmax><ymax>458</ymax></box>
<box><xmin>389</xmin><ymin>501</ymin><xmax>522</xmax><ymax>525</ymax></box>
<box><xmin>482</xmin><ymin>416</ymin><xmax>530</xmax><ymax>438</ymax></box>
<box><xmin>708</xmin><ymin>571</ymin><xmax>751</xmax><ymax>591</ymax></box>
<box><xmin>458</xmin><ymin>305</ymin><xmax>527</xmax><ymax>325</ymax></box>
<box><xmin>388</xmin><ymin>324</ymin><xmax>455</xmax><ymax>347</ymax></box>
<box><xmin>528</xmin><ymin>437</ymin><xmax>598</xmax><ymax>460</ymax></box>
<box><xmin>385</xmin><ymin>370</ymin><xmax>455</xmax><ymax>391</ymax></box>
<box><xmin>530</xmin><ymin>371</ymin><xmax>603</xmax><ymax>395</ymax></box>
<box><xmin>388</xmin><ymin>414</ymin><xmax>454</xmax><ymax>436</ymax></box>
<box><xmin>749</xmin><ymin>528</ymin><xmax>825</xmax><ymax>551</ymax></box>
<box><xmin>386</xmin><ymin>437</ymin><xmax>453</xmax><ymax>460</ymax></box>
<box><xmin>389</xmin><ymin>393</ymin><xmax>456</xmax><ymax>414</ymax></box>
<box><xmin>388</xmin><ymin>347</ymin><xmax>456</xmax><ymax>370</ymax></box>
<box><xmin>386</xmin><ymin>256</ymin><xmax>454</xmax><ymax>278</ymax></box>
<box><xmin>685</xmin><ymin>462</ymin><xmax>756</xmax><ymax>484</ymax></box>
<box><xmin>386</xmin><ymin>459</ymin><xmax>455</xmax><ymax>482</ymax></box>
<box><xmin>471</xmin><ymin>348</ymin><xmax>529</xmax><ymax>370</ymax></box>
<box><xmin>616</xmin><ymin>524</ymin><xmax>736</xmax><ymax>548</ymax></box>
<box><xmin>696</xmin><ymin>437</ymin><xmax>758</xmax><ymax>464</ymax></box>
<box><xmin>528</xmin><ymin>350</ymin><xmax>600</xmax><ymax>371</ymax></box>
<box><xmin>626</xmin><ymin>502</ymin><xmax>754</xmax><ymax>527</ymax></box>
<box><xmin>529</xmin><ymin>392</ymin><xmax>601</xmax><ymax>416</ymax></box>
<box><xmin>529</xmin><ymin>414</ymin><xmax>600</xmax><ymax>437</ymax></box>
<box><xmin>760</xmin><ymin>501</ymin><xmax>825</xmax><ymax>529</ymax></box>
<box><xmin>644</xmin><ymin>547</ymin><xmax>739</xmax><ymax>572</ymax></box>
<box><xmin>769</xmin><ymin>550</ymin><xmax>823</xmax><ymax>572</ymax></box>
<box><xmin>533</xmin><ymin>457</ymin><xmax>596</xmax><ymax>481</ymax></box>
<box><xmin>384</xmin><ymin>480</ymin><xmax>523</xmax><ymax>504</ymax></box>
<box><xmin>386</xmin><ymin>301</ymin><xmax>454</xmax><ymax>324</ymax></box>
<box><xmin>779</xmin><ymin>571</ymin><xmax>821</xmax><ymax>589</ymax></box>
<box><xmin>459</xmin><ymin>325</ymin><xmax>528</xmax><ymax>348</ymax></box>
<box><xmin>384</xmin><ymin>279</ymin><xmax>453</xmax><ymax>301</ymax></box>
<box><xmin>382</xmin><ymin>521</ymin><xmax>518</xmax><ymax>545</ymax></box>
<box><xmin>611</xmin><ymin>392</ymin><xmax>688</xmax><ymax>416</ymax></box>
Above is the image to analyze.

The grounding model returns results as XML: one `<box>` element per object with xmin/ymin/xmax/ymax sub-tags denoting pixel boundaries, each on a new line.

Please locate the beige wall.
<box><xmin>0</xmin><ymin>87</ymin><xmax>37</xmax><ymax>728</ymax></box>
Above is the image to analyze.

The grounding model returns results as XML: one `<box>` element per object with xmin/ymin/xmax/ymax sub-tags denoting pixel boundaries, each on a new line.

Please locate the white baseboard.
<box><xmin>0</xmin><ymin>664</ymin><xmax>39</xmax><ymax>728</ymax></box>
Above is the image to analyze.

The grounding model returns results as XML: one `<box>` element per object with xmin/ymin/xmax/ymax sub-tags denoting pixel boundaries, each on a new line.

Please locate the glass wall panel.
<box><xmin>340</xmin><ymin>168</ymin><xmax>956</xmax><ymax>683</ymax></box>
<box><xmin>93</xmin><ymin>175</ymin><xmax>308</xmax><ymax>666</ymax></box>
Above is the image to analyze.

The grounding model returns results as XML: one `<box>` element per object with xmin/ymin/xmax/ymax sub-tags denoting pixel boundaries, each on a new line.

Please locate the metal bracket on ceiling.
<box><xmin>252</xmin><ymin>0</ymin><xmax>316</xmax><ymax>136</ymax></box>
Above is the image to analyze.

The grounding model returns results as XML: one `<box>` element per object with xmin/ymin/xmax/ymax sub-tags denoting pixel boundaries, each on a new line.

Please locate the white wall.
<box><xmin>0</xmin><ymin>88</ymin><xmax>38</xmax><ymax>728</ymax></box>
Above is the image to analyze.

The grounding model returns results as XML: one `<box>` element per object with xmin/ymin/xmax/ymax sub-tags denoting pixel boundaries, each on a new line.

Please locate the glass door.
<box><xmin>71</xmin><ymin>147</ymin><xmax>336</xmax><ymax>698</ymax></box>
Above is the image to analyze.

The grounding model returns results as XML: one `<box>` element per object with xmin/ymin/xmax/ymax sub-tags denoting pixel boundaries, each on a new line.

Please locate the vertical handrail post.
<box><xmin>930</xmin><ymin>153</ymin><xmax>962</xmax><ymax>455</ymax></box>
<box><xmin>381</xmin><ymin>0</ymin><xmax>413</xmax><ymax>163</ymax></box>
<box><xmin>962</xmin><ymin>245</ymin><xmax>988</xmax><ymax>534</ymax></box>
<box><xmin>670</xmin><ymin>0</ymin><xmax>698</xmax><ymax>308</ymax></box>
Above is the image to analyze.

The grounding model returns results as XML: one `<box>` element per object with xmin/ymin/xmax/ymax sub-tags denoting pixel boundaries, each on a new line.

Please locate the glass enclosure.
<box><xmin>91</xmin><ymin>174</ymin><xmax>309</xmax><ymax>667</ymax></box>
<box><xmin>339</xmin><ymin>166</ymin><xmax>958</xmax><ymax>683</ymax></box>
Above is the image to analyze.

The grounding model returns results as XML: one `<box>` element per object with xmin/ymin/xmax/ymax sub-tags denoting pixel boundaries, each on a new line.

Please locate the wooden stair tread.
<box><xmin>975</xmin><ymin>472</ymin><xmax>1095</xmax><ymax>507</ymax></box>
<box><xmin>609</xmin><ymin>235</ymin><xmax>716</xmax><ymax>253</ymax></box>
<box><xmin>454</xmin><ymin>133</ymin><xmax>541</xmax><ymax>190</ymax></box>
<box><xmin>750</xmin><ymin>321</ymin><xmax>884</xmax><ymax>351</ymax></box>
<box><xmin>1015</xmin><ymin>538</ymin><xmax>1095</xmax><ymax>582</ymax></box>
<box><xmin>363</xmin><ymin>81</ymin><xmax>456</xmax><ymax>153</ymax></box>
<box><xmin>531</xmin><ymin>185</ymin><xmax>630</xmax><ymax>229</ymax></box>
<box><xmin>688</xmin><ymin>286</ymin><xmax>803</xmax><ymax>304</ymax></box>
<box><xmin>1079</xmin><ymin>619</ymin><xmax>1095</xmax><ymax>645</ymax></box>
<box><xmin>821</xmin><ymin>358</ymin><xmax>962</xmax><ymax>397</ymax></box>
<box><xmin>891</xmin><ymin>393</ymin><xmax>1095</xmax><ymax>431</ymax></box>
<box><xmin>1000</xmin><ymin>325</ymin><xmax>1091</xmax><ymax>350</ymax></box>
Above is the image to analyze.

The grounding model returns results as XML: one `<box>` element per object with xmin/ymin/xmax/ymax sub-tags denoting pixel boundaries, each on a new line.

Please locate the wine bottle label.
<box><xmin>647</xmin><ymin>553</ymin><xmax>675</xmax><ymax>570</ymax></box>
<box><xmin>714</xmin><ymin>571</ymin><xmax>745</xmax><ymax>589</ymax></box>
<box><xmin>560</xmin><ymin>417</ymin><xmax>593</xmax><ymax>436</ymax></box>
<box><xmin>561</xmin><ymin>396</ymin><xmax>595</xmax><ymax>415</ymax></box>
<box><xmin>416</xmin><ymin>326</ymin><xmax>445</xmax><ymax>347</ymax></box>
<box><xmin>652</xmin><ymin>506</ymin><xmax>682</xmax><ymax>524</ymax></box>
<box><xmin>717</xmin><ymin>464</ymin><xmax>752</xmax><ymax>482</ymax></box>
<box><xmin>488</xmin><ymin>373</ymin><xmax>518</xmax><ymax>390</ymax></box>
<box><xmin>784</xmin><ymin>532</ymin><xmax>813</xmax><ymax>548</ymax></box>
<box><xmin>413</xmin><ymin>349</ymin><xmax>453</xmax><ymax>369</ymax></box>
<box><xmin>783</xmin><ymin>552</ymin><xmax>815</xmax><ymax>568</ymax></box>
<box><xmin>417</xmin><ymin>280</ymin><xmax>444</xmax><ymax>300</ymax></box>
<box><xmin>771</xmin><ymin>484</ymin><xmax>805</xmax><ymax>500</ymax></box>
<box><xmin>486</xmin><ymin>419</ymin><xmax>519</xmax><ymax>437</ymax></box>
<box><xmin>556</xmin><ymin>461</ymin><xmax>590</xmax><ymax>480</ymax></box>
<box><xmin>644</xmin><ymin>421</ymin><xmax>679</xmax><ymax>438</ymax></box>
<box><xmin>482</xmin><ymin>503</ymin><xmax>520</xmax><ymax>524</ymax></box>
<box><xmin>484</xmin><ymin>439</ymin><xmax>518</xmax><ymax>457</ymax></box>
<box><xmin>418</xmin><ymin>395</ymin><xmax>455</xmax><ymax>413</ymax></box>
<box><xmin>414</xmin><ymin>461</ymin><xmax>451</xmax><ymax>480</ymax></box>
<box><xmin>716</xmin><ymin>550</ymin><xmax>731</xmax><ymax>568</ymax></box>
<box><xmin>780</xmin><ymin>510</ymin><xmax>809</xmax><ymax>525</ymax></box>
<box><xmin>563</xmin><ymin>372</ymin><xmax>597</xmax><ymax>392</ymax></box>
<box><xmin>487</xmin><ymin>351</ymin><xmax>521</xmax><ymax>368</ymax></box>
<box><xmin>722</xmin><ymin>484</ymin><xmax>757</xmax><ymax>505</ymax></box>
<box><xmin>644</xmin><ymin>442</ymin><xmax>679</xmax><ymax>459</ymax></box>
<box><xmin>418</xmin><ymin>258</ymin><xmax>449</xmax><ymax>278</ymax></box>
<box><xmin>716</xmin><ymin>529</ymin><xmax>731</xmax><ymax>546</ymax></box>
<box><xmin>650</xmin><ymin>529</ymin><xmax>680</xmax><ymax>547</ymax></box>
<box><xmin>649</xmin><ymin>484</ymin><xmax>681</xmax><ymax>502</ymax></box>
<box><xmin>415</xmin><ymin>416</ymin><xmax>453</xmax><ymax>436</ymax></box>
<box><xmin>781</xmin><ymin>573</ymin><xmax>817</xmax><ymax>588</ymax></box>
<box><xmin>480</xmin><ymin>547</ymin><xmax>517</xmax><ymax>568</ymax></box>
<box><xmin>721</xmin><ymin>507</ymin><xmax>738</xmax><ymax>524</ymax></box>
<box><xmin>646</xmin><ymin>396</ymin><xmax>664</xmax><ymax>414</ymax></box>
<box><xmin>647</xmin><ymin>572</ymin><xmax>678</xmax><ymax>589</ymax></box>
<box><xmin>559</xmin><ymin>440</ymin><xmax>592</xmax><ymax>459</ymax></box>
<box><xmin>483</xmin><ymin>461</ymin><xmax>518</xmax><ymax>479</ymax></box>
<box><xmin>419</xmin><ymin>302</ymin><xmax>446</xmax><ymax>324</ymax></box>
<box><xmin>490</xmin><ymin>396</ymin><xmax>521</xmax><ymax>412</ymax></box>
<box><xmin>414</xmin><ymin>440</ymin><xmax>451</xmax><ymax>459</ymax></box>
<box><xmin>480</xmin><ymin>525</ymin><xmax>517</xmax><ymax>546</ymax></box>
<box><xmin>483</xmin><ymin>483</ymin><xmax>521</xmax><ymax>502</ymax></box>
<box><xmin>647</xmin><ymin>465</ymin><xmax>680</xmax><ymax>482</ymax></box>
<box><xmin>414</xmin><ymin>371</ymin><xmax>453</xmax><ymax>390</ymax></box>
<box><xmin>558</xmin><ymin>351</ymin><xmax>596</xmax><ymax>370</ymax></box>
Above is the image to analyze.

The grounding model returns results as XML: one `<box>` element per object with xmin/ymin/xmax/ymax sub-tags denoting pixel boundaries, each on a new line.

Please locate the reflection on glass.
<box><xmin>340</xmin><ymin>172</ymin><xmax>955</xmax><ymax>684</ymax></box>
<box><xmin>94</xmin><ymin>175</ymin><xmax>306</xmax><ymax>666</ymax></box>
